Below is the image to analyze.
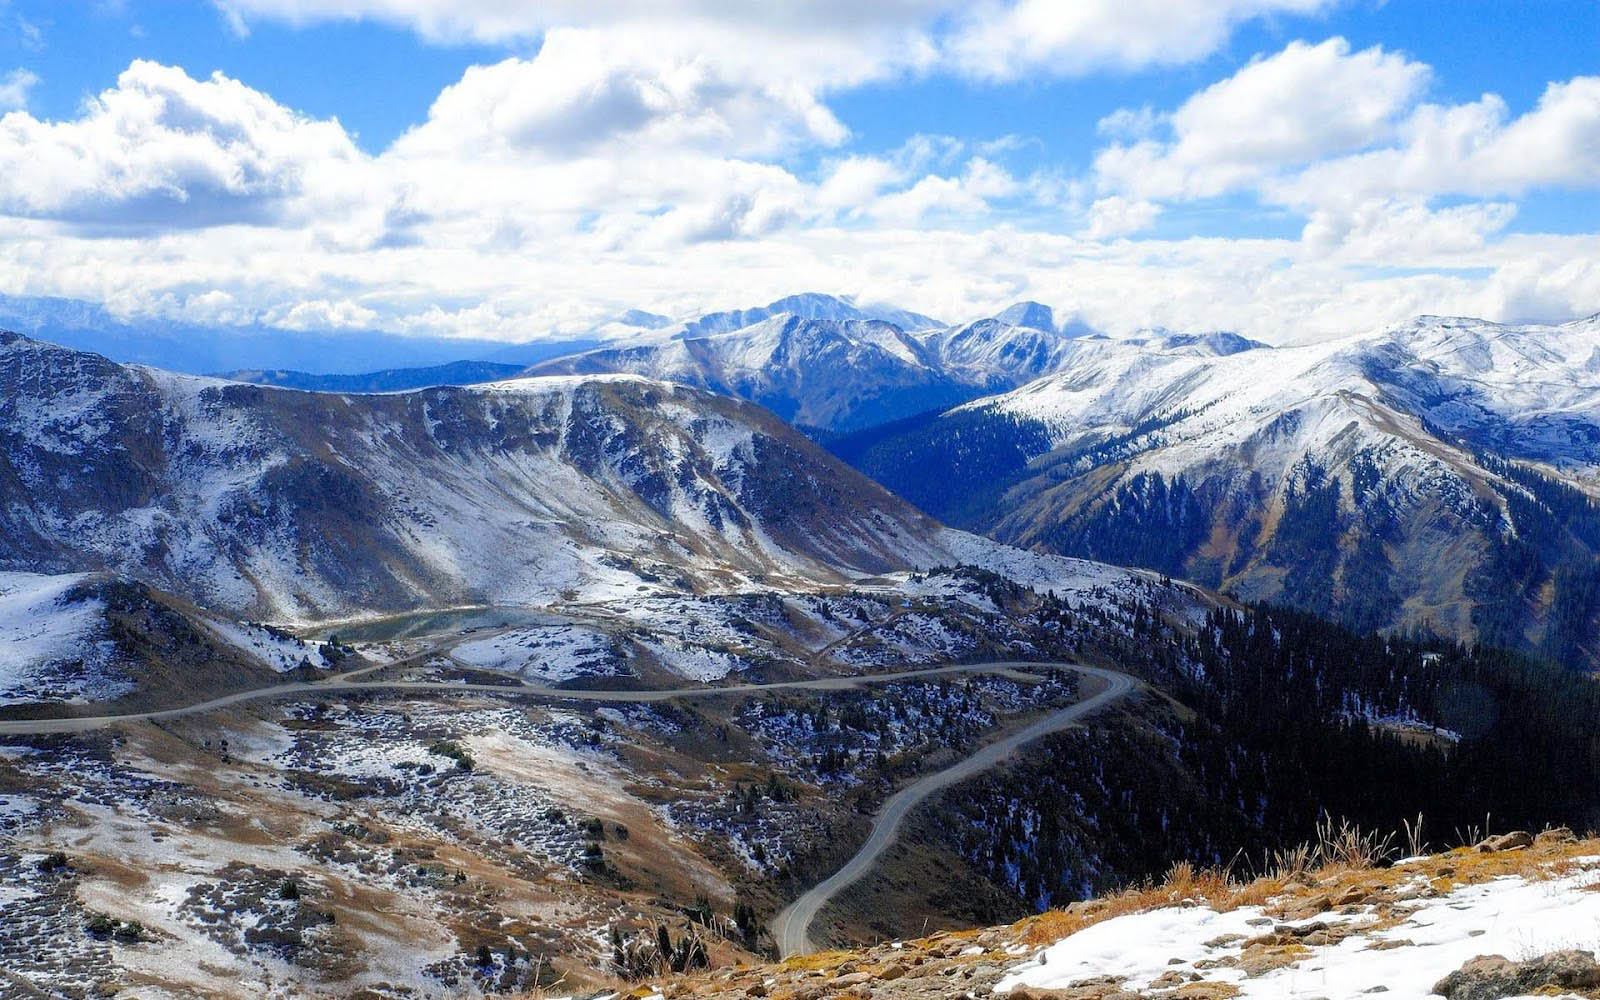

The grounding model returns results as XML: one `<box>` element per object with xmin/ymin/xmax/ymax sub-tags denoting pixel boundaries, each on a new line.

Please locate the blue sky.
<box><xmin>0</xmin><ymin>0</ymin><xmax>1596</xmax><ymax>351</ymax></box>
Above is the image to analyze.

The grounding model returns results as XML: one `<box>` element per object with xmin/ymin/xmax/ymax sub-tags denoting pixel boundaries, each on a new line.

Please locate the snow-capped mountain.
<box><xmin>0</xmin><ymin>332</ymin><xmax>964</xmax><ymax>624</ymax></box>
<box><xmin>528</xmin><ymin>313</ymin><xmax>977</xmax><ymax>433</ymax></box>
<box><xmin>836</xmin><ymin>315</ymin><xmax>1600</xmax><ymax>665</ymax></box>
<box><xmin>527</xmin><ymin>296</ymin><xmax>1095</xmax><ymax>432</ymax></box>
<box><xmin>677</xmin><ymin>292</ymin><xmax>943</xmax><ymax>339</ymax></box>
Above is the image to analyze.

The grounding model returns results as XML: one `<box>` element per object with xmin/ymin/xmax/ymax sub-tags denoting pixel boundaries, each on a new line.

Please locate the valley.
<box><xmin>7</xmin><ymin>5</ymin><xmax>1599</xmax><ymax>996</ymax></box>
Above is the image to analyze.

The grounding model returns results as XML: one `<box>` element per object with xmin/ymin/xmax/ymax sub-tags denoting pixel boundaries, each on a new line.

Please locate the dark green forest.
<box><xmin>943</xmin><ymin>597</ymin><xmax>1600</xmax><ymax>913</ymax></box>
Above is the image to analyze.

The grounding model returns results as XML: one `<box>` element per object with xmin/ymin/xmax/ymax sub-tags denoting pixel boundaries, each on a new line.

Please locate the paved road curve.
<box><xmin>770</xmin><ymin>663</ymin><xmax>1138</xmax><ymax>958</ymax></box>
<box><xmin>0</xmin><ymin>660</ymin><xmax>1091</xmax><ymax>736</ymax></box>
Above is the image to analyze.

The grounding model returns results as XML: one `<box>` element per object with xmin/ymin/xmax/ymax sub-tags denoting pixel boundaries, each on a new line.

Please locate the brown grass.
<box><xmin>1016</xmin><ymin>821</ymin><xmax>1600</xmax><ymax>948</ymax></box>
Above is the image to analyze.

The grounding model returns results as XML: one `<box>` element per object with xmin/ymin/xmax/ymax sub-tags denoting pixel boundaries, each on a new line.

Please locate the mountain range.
<box><xmin>0</xmin><ymin>331</ymin><xmax>968</xmax><ymax>623</ymax></box>
<box><xmin>6</xmin><ymin>291</ymin><xmax>1599</xmax><ymax>669</ymax></box>
<box><xmin>527</xmin><ymin>294</ymin><xmax>1097</xmax><ymax>432</ymax></box>
<box><xmin>834</xmin><ymin>313</ymin><xmax>1600</xmax><ymax>665</ymax></box>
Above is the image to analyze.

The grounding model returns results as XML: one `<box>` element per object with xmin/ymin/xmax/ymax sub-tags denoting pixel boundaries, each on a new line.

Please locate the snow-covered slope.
<box><xmin>0</xmin><ymin>571</ymin><xmax>336</xmax><ymax>706</ymax></box>
<box><xmin>676</xmin><ymin>292</ymin><xmax>943</xmax><ymax>339</ymax></box>
<box><xmin>842</xmin><ymin>315</ymin><xmax>1600</xmax><ymax>662</ymax></box>
<box><xmin>0</xmin><ymin>572</ymin><xmax>126</xmax><ymax>705</ymax></box>
<box><xmin>1001</xmin><ymin>840</ymin><xmax>1600</xmax><ymax>1000</ymax></box>
<box><xmin>0</xmin><ymin>331</ymin><xmax>968</xmax><ymax>624</ymax></box>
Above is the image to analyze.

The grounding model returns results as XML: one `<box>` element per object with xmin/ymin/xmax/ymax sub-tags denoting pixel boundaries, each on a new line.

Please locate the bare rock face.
<box><xmin>1434</xmin><ymin>950</ymin><xmax>1600</xmax><ymax>1000</ymax></box>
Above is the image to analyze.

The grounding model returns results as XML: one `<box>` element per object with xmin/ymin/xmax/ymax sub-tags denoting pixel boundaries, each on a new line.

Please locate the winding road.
<box><xmin>0</xmin><ymin>658</ymin><xmax>1109</xmax><ymax>736</ymax></box>
<box><xmin>770</xmin><ymin>663</ymin><xmax>1137</xmax><ymax>958</ymax></box>
<box><xmin>0</xmin><ymin>646</ymin><xmax>1136</xmax><ymax>961</ymax></box>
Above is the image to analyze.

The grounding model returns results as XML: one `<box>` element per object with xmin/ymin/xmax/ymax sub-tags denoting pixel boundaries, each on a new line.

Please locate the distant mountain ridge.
<box><xmin>526</xmin><ymin>294</ymin><xmax>1104</xmax><ymax>432</ymax></box>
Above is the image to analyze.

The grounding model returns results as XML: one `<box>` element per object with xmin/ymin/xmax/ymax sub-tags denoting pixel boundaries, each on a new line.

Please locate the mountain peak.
<box><xmin>617</xmin><ymin>308</ymin><xmax>672</xmax><ymax>329</ymax></box>
<box><xmin>994</xmin><ymin>301</ymin><xmax>1056</xmax><ymax>332</ymax></box>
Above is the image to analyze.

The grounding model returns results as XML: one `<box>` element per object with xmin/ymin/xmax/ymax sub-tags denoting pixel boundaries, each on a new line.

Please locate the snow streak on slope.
<box><xmin>451</xmin><ymin>626</ymin><xmax>621</xmax><ymax>682</ymax></box>
<box><xmin>0</xmin><ymin>572</ymin><xmax>126</xmax><ymax>705</ymax></box>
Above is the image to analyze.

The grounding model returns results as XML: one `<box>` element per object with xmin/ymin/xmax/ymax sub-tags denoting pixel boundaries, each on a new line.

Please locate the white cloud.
<box><xmin>0</xmin><ymin>68</ymin><xmax>38</xmax><ymax>111</ymax></box>
<box><xmin>946</xmin><ymin>0</ymin><xmax>1341</xmax><ymax>79</ymax></box>
<box><xmin>210</xmin><ymin>0</ymin><xmax>951</xmax><ymax>46</ymax></box>
<box><xmin>1086</xmin><ymin>36</ymin><xmax>1600</xmax><ymax>271</ymax></box>
<box><xmin>1094</xmin><ymin>38</ymin><xmax>1430</xmax><ymax>201</ymax></box>
<box><xmin>1271</xmin><ymin>75</ymin><xmax>1600</xmax><ymax>209</ymax></box>
<box><xmin>215</xmin><ymin>0</ymin><xmax>1345</xmax><ymax>88</ymax></box>
<box><xmin>1082</xmin><ymin>195</ymin><xmax>1162</xmax><ymax>239</ymax></box>
<box><xmin>1096</xmin><ymin>105</ymin><xmax>1160</xmax><ymax>140</ymax></box>
<box><xmin>0</xmin><ymin>60</ymin><xmax>366</xmax><ymax>226</ymax></box>
<box><xmin>0</xmin><ymin>8</ymin><xmax>1596</xmax><ymax>352</ymax></box>
<box><xmin>869</xmin><ymin>157</ymin><xmax>1021</xmax><ymax>225</ymax></box>
<box><xmin>392</xmin><ymin>30</ymin><xmax>849</xmax><ymax>161</ymax></box>
<box><xmin>1300</xmin><ymin>197</ymin><xmax>1517</xmax><ymax>259</ymax></box>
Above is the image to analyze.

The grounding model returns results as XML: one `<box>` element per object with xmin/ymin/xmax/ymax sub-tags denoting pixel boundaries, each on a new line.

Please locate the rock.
<box><xmin>1333</xmin><ymin>885</ymin><xmax>1371</xmax><ymax>906</ymax></box>
<box><xmin>1237</xmin><ymin>944</ymin><xmax>1307</xmax><ymax>977</ymax></box>
<box><xmin>1366</xmin><ymin>938</ymin><xmax>1414</xmax><ymax>951</ymax></box>
<box><xmin>1276</xmin><ymin>895</ymin><xmax>1332</xmax><ymax>921</ymax></box>
<box><xmin>1535</xmin><ymin>826</ymin><xmax>1577</xmax><ymax>846</ymax></box>
<box><xmin>831</xmin><ymin>972</ymin><xmax>873</xmax><ymax>988</ymax></box>
<box><xmin>745</xmin><ymin>984</ymin><xmax>767</xmax><ymax>997</ymax></box>
<box><xmin>1433</xmin><ymin>950</ymin><xmax>1600</xmax><ymax>1000</ymax></box>
<box><xmin>1474</xmin><ymin>831</ymin><xmax>1534</xmax><ymax>853</ymax></box>
<box><xmin>880</xmin><ymin>962</ymin><xmax>908</xmax><ymax>981</ymax></box>
<box><xmin>1203</xmin><ymin>934</ymin><xmax>1245</xmax><ymax>949</ymax></box>
<box><xmin>1170</xmin><ymin>984</ymin><xmax>1243</xmax><ymax>1000</ymax></box>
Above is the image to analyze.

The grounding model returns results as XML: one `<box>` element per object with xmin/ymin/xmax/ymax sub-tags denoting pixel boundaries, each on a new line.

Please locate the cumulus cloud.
<box><xmin>1087</xmin><ymin>36</ymin><xmax>1600</xmax><ymax>270</ymax></box>
<box><xmin>392</xmin><ymin>30</ymin><xmax>849</xmax><ymax>160</ymax></box>
<box><xmin>1270</xmin><ymin>76</ymin><xmax>1600</xmax><ymax>208</ymax></box>
<box><xmin>1094</xmin><ymin>38</ymin><xmax>1431</xmax><ymax>202</ymax></box>
<box><xmin>214</xmin><ymin>0</ymin><xmax>1343</xmax><ymax>86</ymax></box>
<box><xmin>0</xmin><ymin>60</ymin><xmax>366</xmax><ymax>227</ymax></box>
<box><xmin>0</xmin><ymin>7</ymin><xmax>1596</xmax><ymax>348</ymax></box>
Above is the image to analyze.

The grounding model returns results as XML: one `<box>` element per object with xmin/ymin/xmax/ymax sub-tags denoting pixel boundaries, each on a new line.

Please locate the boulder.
<box><xmin>1433</xmin><ymin>950</ymin><xmax>1600</xmax><ymax>1000</ymax></box>
<box><xmin>1474</xmin><ymin>831</ymin><xmax>1534</xmax><ymax>853</ymax></box>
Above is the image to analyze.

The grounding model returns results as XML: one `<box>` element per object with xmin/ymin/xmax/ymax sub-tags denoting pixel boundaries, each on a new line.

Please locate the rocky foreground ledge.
<box><xmin>585</xmin><ymin>829</ymin><xmax>1600</xmax><ymax>1000</ymax></box>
